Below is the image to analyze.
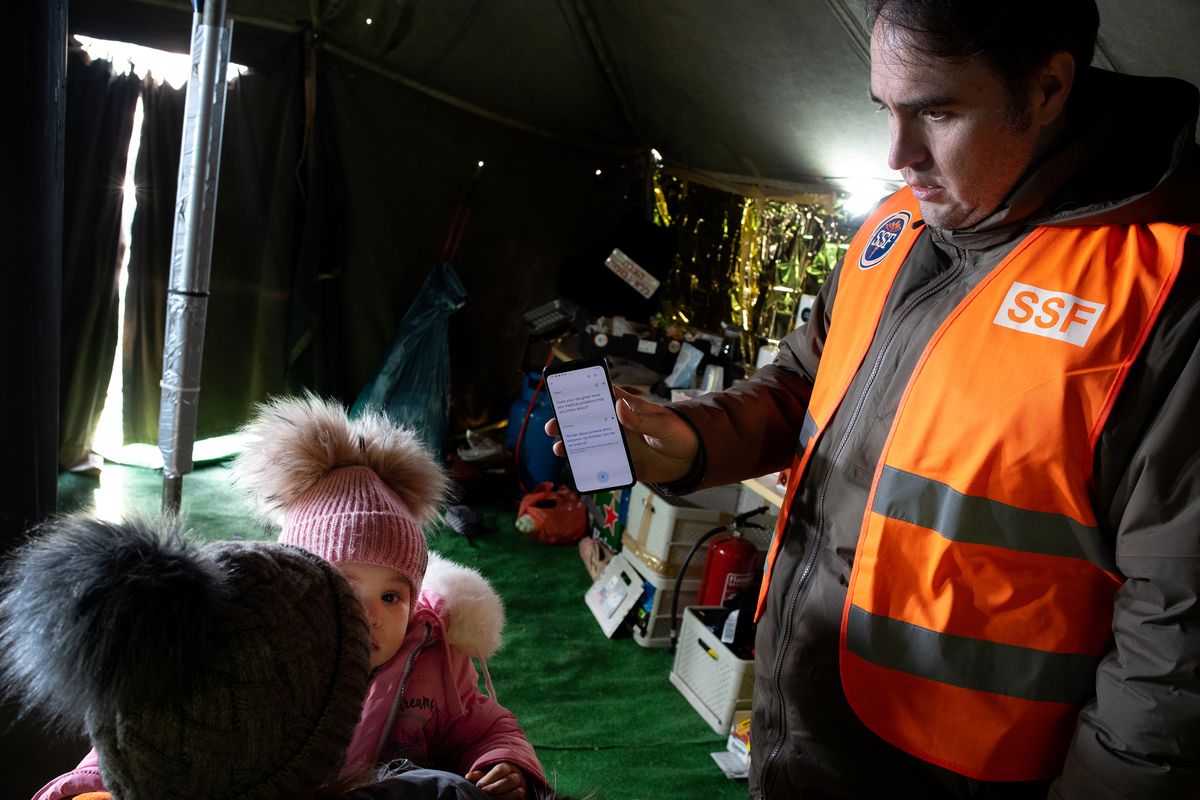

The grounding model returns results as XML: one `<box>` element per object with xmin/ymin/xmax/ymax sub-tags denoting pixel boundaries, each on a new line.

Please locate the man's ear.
<box><xmin>1033</xmin><ymin>51</ymin><xmax>1076</xmax><ymax>127</ymax></box>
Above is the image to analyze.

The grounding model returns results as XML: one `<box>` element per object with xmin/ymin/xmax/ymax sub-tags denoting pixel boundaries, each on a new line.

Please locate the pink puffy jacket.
<box><xmin>342</xmin><ymin>554</ymin><xmax>546</xmax><ymax>789</ymax></box>
<box><xmin>33</xmin><ymin>555</ymin><xmax>544</xmax><ymax>800</ymax></box>
<box><xmin>30</xmin><ymin>752</ymin><xmax>102</xmax><ymax>800</ymax></box>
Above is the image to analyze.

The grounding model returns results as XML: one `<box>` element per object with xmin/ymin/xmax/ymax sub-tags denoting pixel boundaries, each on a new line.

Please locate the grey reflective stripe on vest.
<box><xmin>846</xmin><ymin>605</ymin><xmax>1100</xmax><ymax>705</ymax></box>
<box><xmin>796</xmin><ymin>410</ymin><xmax>818</xmax><ymax>458</ymax></box>
<box><xmin>872</xmin><ymin>466</ymin><xmax>1116</xmax><ymax>573</ymax></box>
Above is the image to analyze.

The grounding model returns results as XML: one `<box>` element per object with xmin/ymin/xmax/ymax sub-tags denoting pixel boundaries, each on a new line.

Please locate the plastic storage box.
<box><xmin>621</xmin><ymin>482</ymin><xmax>771</xmax><ymax>581</ymax></box>
<box><xmin>669</xmin><ymin>606</ymin><xmax>755</xmax><ymax>735</ymax></box>
<box><xmin>581</xmin><ymin>547</ymin><xmax>702</xmax><ymax>648</ymax></box>
<box><xmin>623</xmin><ymin>546</ymin><xmax>702</xmax><ymax>648</ymax></box>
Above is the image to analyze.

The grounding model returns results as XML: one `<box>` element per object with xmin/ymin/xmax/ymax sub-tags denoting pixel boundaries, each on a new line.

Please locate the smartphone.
<box><xmin>542</xmin><ymin>357</ymin><xmax>636</xmax><ymax>494</ymax></box>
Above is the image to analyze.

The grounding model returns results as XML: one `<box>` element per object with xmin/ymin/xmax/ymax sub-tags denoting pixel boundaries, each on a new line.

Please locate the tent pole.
<box><xmin>159</xmin><ymin>0</ymin><xmax>233</xmax><ymax>514</ymax></box>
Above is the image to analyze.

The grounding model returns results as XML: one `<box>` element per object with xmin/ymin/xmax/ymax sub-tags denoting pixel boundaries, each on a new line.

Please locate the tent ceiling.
<box><xmin>77</xmin><ymin>0</ymin><xmax>1200</xmax><ymax>195</ymax></box>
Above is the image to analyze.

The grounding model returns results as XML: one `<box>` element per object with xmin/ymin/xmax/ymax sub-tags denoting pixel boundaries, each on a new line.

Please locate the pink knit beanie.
<box><xmin>281</xmin><ymin>465</ymin><xmax>430</xmax><ymax>598</ymax></box>
<box><xmin>234</xmin><ymin>393</ymin><xmax>450</xmax><ymax>604</ymax></box>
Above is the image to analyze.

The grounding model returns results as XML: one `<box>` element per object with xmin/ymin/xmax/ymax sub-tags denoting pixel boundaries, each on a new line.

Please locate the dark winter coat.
<box><xmin>668</xmin><ymin>68</ymin><xmax>1200</xmax><ymax>799</ymax></box>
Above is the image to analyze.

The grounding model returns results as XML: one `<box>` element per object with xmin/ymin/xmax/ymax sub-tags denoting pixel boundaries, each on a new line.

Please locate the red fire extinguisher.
<box><xmin>669</xmin><ymin>505</ymin><xmax>769</xmax><ymax>653</ymax></box>
<box><xmin>698</xmin><ymin>532</ymin><xmax>759</xmax><ymax>606</ymax></box>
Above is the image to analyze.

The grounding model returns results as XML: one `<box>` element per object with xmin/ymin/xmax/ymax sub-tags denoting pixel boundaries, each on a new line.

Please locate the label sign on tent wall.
<box><xmin>606</xmin><ymin>248</ymin><xmax>660</xmax><ymax>299</ymax></box>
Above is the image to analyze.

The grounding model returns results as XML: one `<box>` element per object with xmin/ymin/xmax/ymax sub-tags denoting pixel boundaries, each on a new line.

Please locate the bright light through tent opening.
<box><xmin>74</xmin><ymin>35</ymin><xmax>248</xmax><ymax>88</ymax></box>
<box><xmin>86</xmin><ymin>36</ymin><xmax>250</xmax><ymax>474</ymax></box>
<box><xmin>838</xmin><ymin>178</ymin><xmax>896</xmax><ymax>218</ymax></box>
<box><xmin>90</xmin><ymin>95</ymin><xmax>144</xmax><ymax>468</ymax></box>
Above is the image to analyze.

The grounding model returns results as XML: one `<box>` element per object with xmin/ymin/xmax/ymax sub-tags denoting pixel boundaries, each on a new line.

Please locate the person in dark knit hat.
<box><xmin>235</xmin><ymin>394</ymin><xmax>546</xmax><ymax>800</ymax></box>
<box><xmin>3</xmin><ymin>514</ymin><xmax>492</xmax><ymax>800</ymax></box>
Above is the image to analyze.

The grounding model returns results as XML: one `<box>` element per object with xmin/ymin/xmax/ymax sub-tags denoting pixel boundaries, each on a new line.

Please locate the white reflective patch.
<box><xmin>992</xmin><ymin>282</ymin><xmax>1106</xmax><ymax>347</ymax></box>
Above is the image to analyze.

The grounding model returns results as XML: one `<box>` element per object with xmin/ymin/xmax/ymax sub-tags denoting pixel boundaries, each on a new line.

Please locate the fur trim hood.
<box><xmin>423</xmin><ymin>553</ymin><xmax>505</xmax><ymax>660</ymax></box>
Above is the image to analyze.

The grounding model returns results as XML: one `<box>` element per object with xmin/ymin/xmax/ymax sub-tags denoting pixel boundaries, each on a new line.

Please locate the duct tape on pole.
<box><xmin>159</xmin><ymin>0</ymin><xmax>232</xmax><ymax>512</ymax></box>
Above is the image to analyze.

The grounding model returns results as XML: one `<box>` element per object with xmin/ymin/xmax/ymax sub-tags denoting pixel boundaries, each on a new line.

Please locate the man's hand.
<box><xmin>545</xmin><ymin>386</ymin><xmax>700</xmax><ymax>485</ymax></box>
<box><xmin>466</xmin><ymin>762</ymin><xmax>526</xmax><ymax>799</ymax></box>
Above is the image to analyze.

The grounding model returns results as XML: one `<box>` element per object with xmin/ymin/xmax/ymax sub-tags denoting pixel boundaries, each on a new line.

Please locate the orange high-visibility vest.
<box><xmin>756</xmin><ymin>191</ymin><xmax>922</xmax><ymax>616</ymax></box>
<box><xmin>758</xmin><ymin>189</ymin><xmax>1193</xmax><ymax>781</ymax></box>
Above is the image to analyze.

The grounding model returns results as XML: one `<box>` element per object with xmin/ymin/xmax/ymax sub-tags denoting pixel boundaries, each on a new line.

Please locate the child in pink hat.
<box><xmin>236</xmin><ymin>393</ymin><xmax>546</xmax><ymax>800</ymax></box>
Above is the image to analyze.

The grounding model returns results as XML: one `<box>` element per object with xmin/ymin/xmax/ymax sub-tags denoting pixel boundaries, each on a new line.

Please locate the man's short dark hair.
<box><xmin>866</xmin><ymin>0</ymin><xmax>1100</xmax><ymax>124</ymax></box>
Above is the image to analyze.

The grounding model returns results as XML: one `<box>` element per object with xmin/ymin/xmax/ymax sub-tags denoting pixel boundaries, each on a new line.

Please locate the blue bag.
<box><xmin>351</xmin><ymin>262</ymin><xmax>466</xmax><ymax>456</ymax></box>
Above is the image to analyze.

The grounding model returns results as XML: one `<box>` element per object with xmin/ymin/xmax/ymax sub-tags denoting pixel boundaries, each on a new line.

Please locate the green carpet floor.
<box><xmin>57</xmin><ymin>463</ymin><xmax>749</xmax><ymax>800</ymax></box>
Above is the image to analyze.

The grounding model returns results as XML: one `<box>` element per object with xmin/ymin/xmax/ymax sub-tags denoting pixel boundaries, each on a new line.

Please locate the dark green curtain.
<box><xmin>322</xmin><ymin>52</ymin><xmax>633</xmax><ymax>433</ymax></box>
<box><xmin>59</xmin><ymin>46</ymin><xmax>140</xmax><ymax>468</ymax></box>
<box><xmin>114</xmin><ymin>29</ymin><xmax>643</xmax><ymax>448</ymax></box>
<box><xmin>285</xmin><ymin>37</ymin><xmax>345</xmax><ymax>400</ymax></box>
<box><xmin>124</xmin><ymin>40</ymin><xmax>305</xmax><ymax>444</ymax></box>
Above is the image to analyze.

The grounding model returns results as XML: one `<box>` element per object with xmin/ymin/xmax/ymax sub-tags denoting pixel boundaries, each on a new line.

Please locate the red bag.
<box><xmin>515</xmin><ymin>483</ymin><xmax>587</xmax><ymax>544</ymax></box>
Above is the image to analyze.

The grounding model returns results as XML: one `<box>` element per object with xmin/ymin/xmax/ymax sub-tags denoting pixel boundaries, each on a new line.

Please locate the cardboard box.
<box><xmin>726</xmin><ymin>711</ymin><xmax>751</xmax><ymax>766</ymax></box>
<box><xmin>583</xmin><ymin>486</ymin><xmax>631</xmax><ymax>553</ymax></box>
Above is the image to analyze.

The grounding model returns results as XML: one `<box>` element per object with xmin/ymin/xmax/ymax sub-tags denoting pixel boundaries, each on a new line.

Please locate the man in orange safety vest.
<box><xmin>548</xmin><ymin>1</ymin><xmax>1200</xmax><ymax>797</ymax></box>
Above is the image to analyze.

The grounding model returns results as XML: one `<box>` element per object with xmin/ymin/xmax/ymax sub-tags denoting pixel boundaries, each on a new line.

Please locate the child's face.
<box><xmin>340</xmin><ymin>563</ymin><xmax>412</xmax><ymax>669</ymax></box>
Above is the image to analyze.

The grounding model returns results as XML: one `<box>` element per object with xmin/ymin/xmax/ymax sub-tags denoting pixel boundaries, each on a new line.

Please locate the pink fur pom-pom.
<box><xmin>233</xmin><ymin>392</ymin><xmax>449</xmax><ymax>524</ymax></box>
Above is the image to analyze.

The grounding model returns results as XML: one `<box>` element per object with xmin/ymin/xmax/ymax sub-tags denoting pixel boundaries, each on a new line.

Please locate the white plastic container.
<box><xmin>623</xmin><ymin>545</ymin><xmax>702</xmax><ymax>648</ymax></box>
<box><xmin>621</xmin><ymin>482</ymin><xmax>771</xmax><ymax>580</ymax></box>
<box><xmin>669</xmin><ymin>606</ymin><xmax>755</xmax><ymax>735</ymax></box>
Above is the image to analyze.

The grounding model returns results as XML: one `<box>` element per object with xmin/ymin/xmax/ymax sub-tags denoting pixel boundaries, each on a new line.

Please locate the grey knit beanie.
<box><xmin>0</xmin><ymin>515</ymin><xmax>371</xmax><ymax>800</ymax></box>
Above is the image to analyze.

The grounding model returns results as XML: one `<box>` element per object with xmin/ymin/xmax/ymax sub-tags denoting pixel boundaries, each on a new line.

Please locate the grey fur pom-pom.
<box><xmin>0</xmin><ymin>516</ymin><xmax>223</xmax><ymax>733</ymax></box>
<box><xmin>234</xmin><ymin>392</ymin><xmax>450</xmax><ymax>525</ymax></box>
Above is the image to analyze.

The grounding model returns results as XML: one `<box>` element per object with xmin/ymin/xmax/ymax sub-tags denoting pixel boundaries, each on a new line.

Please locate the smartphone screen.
<box><xmin>543</xmin><ymin>358</ymin><xmax>636</xmax><ymax>494</ymax></box>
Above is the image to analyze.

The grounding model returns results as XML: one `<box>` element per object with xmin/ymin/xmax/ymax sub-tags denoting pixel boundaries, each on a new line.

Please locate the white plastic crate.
<box><xmin>621</xmin><ymin>482</ymin><xmax>772</xmax><ymax>581</ymax></box>
<box><xmin>669</xmin><ymin>606</ymin><xmax>755</xmax><ymax>735</ymax></box>
<box><xmin>623</xmin><ymin>545</ymin><xmax>701</xmax><ymax>648</ymax></box>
